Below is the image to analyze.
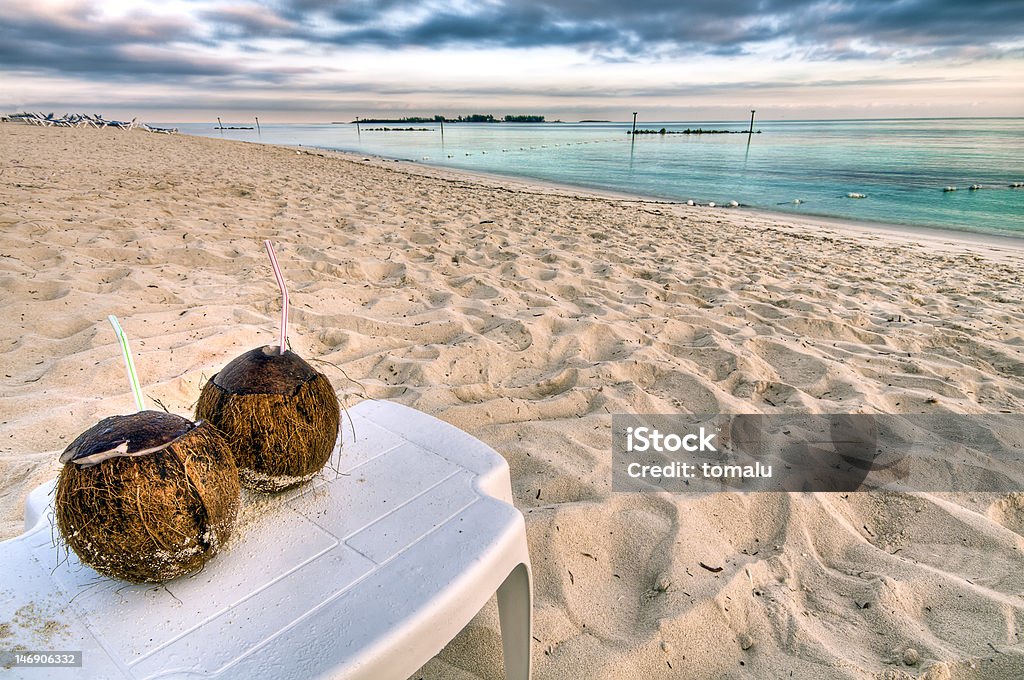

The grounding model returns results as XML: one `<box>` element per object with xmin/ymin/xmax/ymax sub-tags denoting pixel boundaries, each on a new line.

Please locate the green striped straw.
<box><xmin>108</xmin><ymin>315</ymin><xmax>144</xmax><ymax>411</ymax></box>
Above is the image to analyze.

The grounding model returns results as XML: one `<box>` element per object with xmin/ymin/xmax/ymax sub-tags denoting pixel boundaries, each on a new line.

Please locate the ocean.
<box><xmin>174</xmin><ymin>118</ymin><xmax>1024</xmax><ymax>237</ymax></box>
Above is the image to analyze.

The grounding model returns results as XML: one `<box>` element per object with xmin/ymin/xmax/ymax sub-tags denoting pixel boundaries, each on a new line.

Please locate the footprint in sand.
<box><xmin>447</xmin><ymin>274</ymin><xmax>500</xmax><ymax>300</ymax></box>
<box><xmin>749</xmin><ymin>338</ymin><xmax>829</xmax><ymax>387</ymax></box>
<box><xmin>526</xmin><ymin>367</ymin><xmax>578</xmax><ymax>399</ymax></box>
<box><xmin>481</xmin><ymin>318</ymin><xmax>533</xmax><ymax>352</ymax></box>
<box><xmin>346</xmin><ymin>259</ymin><xmax>407</xmax><ymax>284</ymax></box>
<box><xmin>452</xmin><ymin>383</ymin><xmax>498</xmax><ymax>404</ymax></box>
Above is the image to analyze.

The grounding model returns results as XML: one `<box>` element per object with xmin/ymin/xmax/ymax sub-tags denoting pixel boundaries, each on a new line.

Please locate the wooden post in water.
<box><xmin>440</xmin><ymin>118</ymin><xmax>444</xmax><ymax>139</ymax></box>
<box><xmin>631</xmin><ymin>111</ymin><xmax>638</xmax><ymax>136</ymax></box>
<box><xmin>355</xmin><ymin>117</ymin><xmax>361</xmax><ymax>133</ymax></box>
<box><xmin>748</xmin><ymin>110</ymin><xmax>756</xmax><ymax>134</ymax></box>
<box><xmin>255</xmin><ymin>116</ymin><xmax>261</xmax><ymax>134</ymax></box>
<box><xmin>217</xmin><ymin>117</ymin><xmax>223</xmax><ymax>131</ymax></box>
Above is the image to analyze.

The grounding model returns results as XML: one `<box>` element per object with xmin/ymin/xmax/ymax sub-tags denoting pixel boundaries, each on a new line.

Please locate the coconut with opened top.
<box><xmin>55</xmin><ymin>317</ymin><xmax>241</xmax><ymax>583</ymax></box>
<box><xmin>196</xmin><ymin>241</ymin><xmax>340</xmax><ymax>493</ymax></box>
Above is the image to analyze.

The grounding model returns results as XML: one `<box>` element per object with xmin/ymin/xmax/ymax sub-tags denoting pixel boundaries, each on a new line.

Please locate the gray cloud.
<box><xmin>200</xmin><ymin>3</ymin><xmax>295</xmax><ymax>37</ymax></box>
<box><xmin>0</xmin><ymin>2</ymin><xmax>314</xmax><ymax>82</ymax></box>
<box><xmin>0</xmin><ymin>3</ymin><xmax>223</xmax><ymax>78</ymax></box>
<box><xmin>0</xmin><ymin>4</ymin><xmax>192</xmax><ymax>49</ymax></box>
<box><xmin>1</xmin><ymin>0</ymin><xmax>1020</xmax><ymax>85</ymax></box>
<box><xmin>291</xmin><ymin>0</ymin><xmax>1024</xmax><ymax>58</ymax></box>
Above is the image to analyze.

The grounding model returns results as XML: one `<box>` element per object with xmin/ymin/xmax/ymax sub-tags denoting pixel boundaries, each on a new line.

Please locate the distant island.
<box><xmin>339</xmin><ymin>116</ymin><xmax>444</xmax><ymax>124</ymax></box>
<box><xmin>579</xmin><ymin>120</ymin><xmax>611</xmax><ymax>123</ymax></box>
<box><xmin>629</xmin><ymin>128</ymin><xmax>761</xmax><ymax>135</ymax></box>
<box><xmin>337</xmin><ymin>114</ymin><xmax>553</xmax><ymax>124</ymax></box>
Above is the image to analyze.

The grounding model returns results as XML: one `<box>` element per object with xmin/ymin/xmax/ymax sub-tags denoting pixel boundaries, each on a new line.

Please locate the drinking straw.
<box><xmin>108</xmin><ymin>315</ymin><xmax>144</xmax><ymax>411</ymax></box>
<box><xmin>264</xmin><ymin>240</ymin><xmax>288</xmax><ymax>355</ymax></box>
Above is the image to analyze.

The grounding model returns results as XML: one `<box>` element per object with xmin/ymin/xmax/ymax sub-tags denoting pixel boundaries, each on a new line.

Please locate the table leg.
<box><xmin>496</xmin><ymin>562</ymin><xmax>532</xmax><ymax>680</ymax></box>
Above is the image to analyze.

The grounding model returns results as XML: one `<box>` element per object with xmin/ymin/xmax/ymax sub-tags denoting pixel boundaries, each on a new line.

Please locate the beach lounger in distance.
<box><xmin>1</xmin><ymin>400</ymin><xmax>533</xmax><ymax>679</ymax></box>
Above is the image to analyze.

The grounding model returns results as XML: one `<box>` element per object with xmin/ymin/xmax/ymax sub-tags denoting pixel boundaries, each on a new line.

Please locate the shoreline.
<box><xmin>291</xmin><ymin>140</ymin><xmax>1024</xmax><ymax>258</ymax></box>
<box><xmin>172</xmin><ymin>117</ymin><xmax>1024</xmax><ymax>244</ymax></box>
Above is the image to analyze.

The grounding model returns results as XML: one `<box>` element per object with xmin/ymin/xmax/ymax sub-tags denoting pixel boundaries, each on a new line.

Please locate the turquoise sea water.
<box><xmin>175</xmin><ymin>118</ymin><xmax>1024</xmax><ymax>237</ymax></box>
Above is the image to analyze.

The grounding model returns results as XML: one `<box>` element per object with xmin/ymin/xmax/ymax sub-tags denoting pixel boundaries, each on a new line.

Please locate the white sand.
<box><xmin>2</xmin><ymin>124</ymin><xmax>1024</xmax><ymax>678</ymax></box>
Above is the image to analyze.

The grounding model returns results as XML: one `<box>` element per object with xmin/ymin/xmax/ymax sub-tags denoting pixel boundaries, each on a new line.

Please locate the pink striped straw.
<box><xmin>264</xmin><ymin>240</ymin><xmax>288</xmax><ymax>355</ymax></box>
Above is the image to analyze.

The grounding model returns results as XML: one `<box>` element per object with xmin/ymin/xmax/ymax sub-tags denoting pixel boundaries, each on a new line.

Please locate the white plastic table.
<box><xmin>1</xmin><ymin>400</ymin><xmax>532</xmax><ymax>679</ymax></box>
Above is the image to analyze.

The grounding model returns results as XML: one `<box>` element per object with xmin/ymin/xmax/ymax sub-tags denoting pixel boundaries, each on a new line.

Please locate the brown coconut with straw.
<box><xmin>55</xmin><ymin>316</ymin><xmax>241</xmax><ymax>583</ymax></box>
<box><xmin>196</xmin><ymin>241</ymin><xmax>340</xmax><ymax>493</ymax></box>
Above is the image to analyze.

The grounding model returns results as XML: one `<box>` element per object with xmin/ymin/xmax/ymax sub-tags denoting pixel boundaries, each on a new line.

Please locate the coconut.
<box><xmin>195</xmin><ymin>345</ymin><xmax>340</xmax><ymax>493</ymax></box>
<box><xmin>55</xmin><ymin>410</ymin><xmax>241</xmax><ymax>583</ymax></box>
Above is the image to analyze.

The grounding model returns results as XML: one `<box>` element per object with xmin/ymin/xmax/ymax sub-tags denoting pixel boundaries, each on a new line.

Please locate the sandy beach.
<box><xmin>3</xmin><ymin>123</ymin><xmax>1024</xmax><ymax>678</ymax></box>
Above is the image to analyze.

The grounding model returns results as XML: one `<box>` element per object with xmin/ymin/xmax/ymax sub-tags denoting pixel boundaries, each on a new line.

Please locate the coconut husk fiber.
<box><xmin>196</xmin><ymin>345</ymin><xmax>340</xmax><ymax>493</ymax></box>
<box><xmin>55</xmin><ymin>410</ymin><xmax>241</xmax><ymax>583</ymax></box>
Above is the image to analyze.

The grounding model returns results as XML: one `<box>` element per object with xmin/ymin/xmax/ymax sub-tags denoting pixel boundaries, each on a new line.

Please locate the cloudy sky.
<box><xmin>1</xmin><ymin>0</ymin><xmax>1022</xmax><ymax>122</ymax></box>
